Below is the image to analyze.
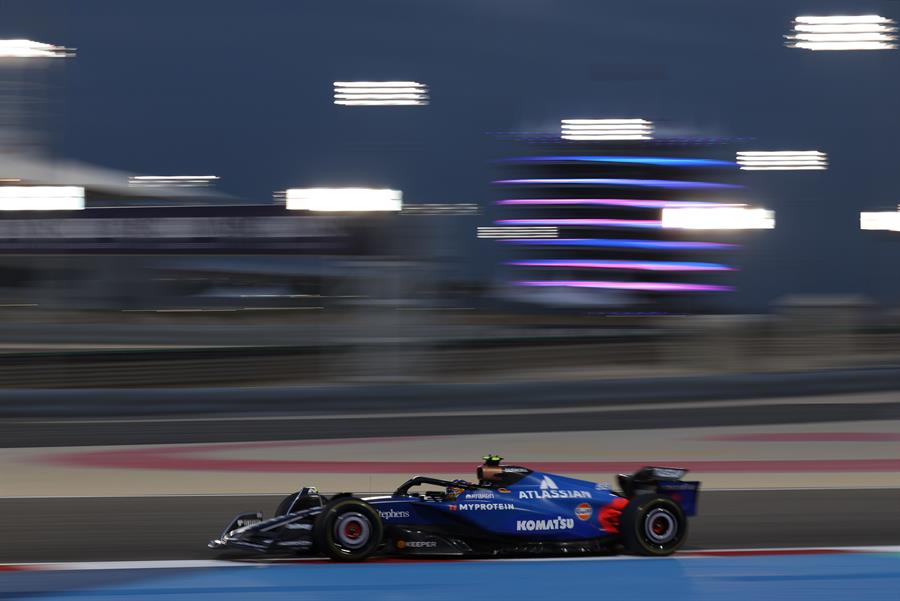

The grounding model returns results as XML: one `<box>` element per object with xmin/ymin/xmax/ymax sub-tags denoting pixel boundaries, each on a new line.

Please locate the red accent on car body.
<box><xmin>599</xmin><ymin>497</ymin><xmax>629</xmax><ymax>533</ymax></box>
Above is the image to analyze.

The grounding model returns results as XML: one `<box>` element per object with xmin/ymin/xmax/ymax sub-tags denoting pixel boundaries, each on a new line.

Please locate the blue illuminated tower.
<box><xmin>490</xmin><ymin>136</ymin><xmax>743</xmax><ymax>310</ymax></box>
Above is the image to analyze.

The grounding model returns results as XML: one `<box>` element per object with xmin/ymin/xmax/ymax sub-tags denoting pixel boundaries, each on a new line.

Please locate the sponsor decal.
<box><xmin>448</xmin><ymin>504</ymin><xmax>458</xmax><ymax>511</ymax></box>
<box><xmin>516</xmin><ymin>516</ymin><xmax>575</xmax><ymax>532</ymax></box>
<box><xmin>518</xmin><ymin>489</ymin><xmax>591</xmax><ymax>500</ymax></box>
<box><xmin>465</xmin><ymin>490</ymin><xmax>495</xmax><ymax>500</ymax></box>
<box><xmin>235</xmin><ymin>518</ymin><xmax>261</xmax><ymax>528</ymax></box>
<box><xmin>518</xmin><ymin>476</ymin><xmax>590</xmax><ymax>499</ymax></box>
<box><xmin>653</xmin><ymin>468</ymin><xmax>685</xmax><ymax>479</ymax></box>
<box><xmin>379</xmin><ymin>508</ymin><xmax>410</xmax><ymax>520</ymax></box>
<box><xmin>456</xmin><ymin>503</ymin><xmax>515</xmax><ymax>511</ymax></box>
<box><xmin>398</xmin><ymin>540</ymin><xmax>437</xmax><ymax>549</ymax></box>
<box><xmin>657</xmin><ymin>482</ymin><xmax>696</xmax><ymax>491</ymax></box>
<box><xmin>497</xmin><ymin>488</ymin><xmax>511</xmax><ymax>494</ymax></box>
<box><xmin>594</xmin><ymin>482</ymin><xmax>610</xmax><ymax>491</ymax></box>
<box><xmin>575</xmin><ymin>503</ymin><xmax>593</xmax><ymax>521</ymax></box>
<box><xmin>503</xmin><ymin>466</ymin><xmax>530</xmax><ymax>473</ymax></box>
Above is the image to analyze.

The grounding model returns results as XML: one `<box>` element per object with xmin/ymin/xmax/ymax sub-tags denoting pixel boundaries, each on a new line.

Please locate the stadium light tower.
<box><xmin>0</xmin><ymin>39</ymin><xmax>75</xmax><ymax>155</ymax></box>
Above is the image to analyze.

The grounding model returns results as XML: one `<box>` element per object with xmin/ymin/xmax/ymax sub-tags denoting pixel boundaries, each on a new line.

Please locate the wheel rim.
<box><xmin>643</xmin><ymin>508</ymin><xmax>677</xmax><ymax>545</ymax></box>
<box><xmin>334</xmin><ymin>512</ymin><xmax>371</xmax><ymax>550</ymax></box>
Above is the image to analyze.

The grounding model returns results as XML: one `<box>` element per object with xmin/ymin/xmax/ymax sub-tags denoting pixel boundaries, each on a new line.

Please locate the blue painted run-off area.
<box><xmin>3</xmin><ymin>552</ymin><xmax>899</xmax><ymax>600</ymax></box>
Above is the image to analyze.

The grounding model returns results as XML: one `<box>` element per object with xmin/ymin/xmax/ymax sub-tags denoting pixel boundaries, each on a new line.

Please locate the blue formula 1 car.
<box><xmin>209</xmin><ymin>455</ymin><xmax>700</xmax><ymax>561</ymax></box>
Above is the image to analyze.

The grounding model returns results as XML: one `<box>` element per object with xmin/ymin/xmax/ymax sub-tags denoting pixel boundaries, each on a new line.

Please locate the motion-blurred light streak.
<box><xmin>508</xmin><ymin>259</ymin><xmax>734</xmax><ymax>272</ymax></box>
<box><xmin>497</xmin><ymin>218</ymin><xmax>662</xmax><ymax>229</ymax></box>
<box><xmin>500</xmin><ymin>238</ymin><xmax>736</xmax><ymax>250</ymax></box>
<box><xmin>286</xmin><ymin>188</ymin><xmax>403</xmax><ymax>212</ymax></box>
<box><xmin>0</xmin><ymin>186</ymin><xmax>84</xmax><ymax>210</ymax></box>
<box><xmin>334</xmin><ymin>81</ymin><xmax>428</xmax><ymax>106</ymax></box>
<box><xmin>661</xmin><ymin>207</ymin><xmax>775</xmax><ymax>230</ymax></box>
<box><xmin>787</xmin><ymin>15</ymin><xmax>897</xmax><ymax>50</ymax></box>
<box><xmin>736</xmin><ymin>151</ymin><xmax>827</xmax><ymax>171</ymax></box>
<box><xmin>495</xmin><ymin>178</ymin><xmax>741</xmax><ymax>189</ymax></box>
<box><xmin>514</xmin><ymin>280</ymin><xmax>733</xmax><ymax>292</ymax></box>
<box><xmin>0</xmin><ymin>39</ymin><xmax>73</xmax><ymax>58</ymax></box>
<box><xmin>503</xmin><ymin>156</ymin><xmax>735</xmax><ymax>167</ymax></box>
<box><xmin>129</xmin><ymin>176</ymin><xmax>219</xmax><ymax>188</ymax></box>
<box><xmin>403</xmin><ymin>204</ymin><xmax>479</xmax><ymax>215</ymax></box>
<box><xmin>561</xmin><ymin>119</ymin><xmax>653</xmax><ymax>140</ymax></box>
<box><xmin>497</xmin><ymin>199</ymin><xmax>737</xmax><ymax>209</ymax></box>
<box><xmin>477</xmin><ymin>226</ymin><xmax>558</xmax><ymax>239</ymax></box>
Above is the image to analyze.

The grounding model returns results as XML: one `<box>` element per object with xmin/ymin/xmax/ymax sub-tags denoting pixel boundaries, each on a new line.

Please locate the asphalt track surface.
<box><xmin>3</xmin><ymin>395</ymin><xmax>899</xmax><ymax>447</ymax></box>
<box><xmin>3</xmin><ymin>392</ymin><xmax>899</xmax><ymax>562</ymax></box>
<box><xmin>3</xmin><ymin>489</ymin><xmax>899</xmax><ymax>563</ymax></box>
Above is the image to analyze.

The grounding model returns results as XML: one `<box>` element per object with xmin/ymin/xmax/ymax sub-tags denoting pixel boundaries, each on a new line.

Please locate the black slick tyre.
<box><xmin>313</xmin><ymin>498</ymin><xmax>383</xmax><ymax>562</ymax></box>
<box><xmin>620</xmin><ymin>495</ymin><xmax>687</xmax><ymax>556</ymax></box>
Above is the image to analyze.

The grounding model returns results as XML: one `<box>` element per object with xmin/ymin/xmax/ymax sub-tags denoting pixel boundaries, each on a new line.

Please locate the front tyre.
<box><xmin>313</xmin><ymin>498</ymin><xmax>383</xmax><ymax>562</ymax></box>
<box><xmin>620</xmin><ymin>495</ymin><xmax>687</xmax><ymax>556</ymax></box>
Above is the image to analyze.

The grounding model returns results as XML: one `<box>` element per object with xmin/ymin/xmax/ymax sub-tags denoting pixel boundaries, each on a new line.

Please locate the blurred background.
<box><xmin>0</xmin><ymin>1</ymin><xmax>896</xmax><ymax>385</ymax></box>
<box><xmin>0</xmin><ymin>1</ymin><xmax>897</xmax><ymax>595</ymax></box>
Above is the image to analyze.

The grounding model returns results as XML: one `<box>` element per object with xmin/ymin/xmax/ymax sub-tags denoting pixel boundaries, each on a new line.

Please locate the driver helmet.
<box><xmin>446</xmin><ymin>479</ymin><xmax>469</xmax><ymax>500</ymax></box>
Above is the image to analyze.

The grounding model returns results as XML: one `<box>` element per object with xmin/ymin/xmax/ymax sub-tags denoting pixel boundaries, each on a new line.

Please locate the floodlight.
<box><xmin>860</xmin><ymin>210</ymin><xmax>900</xmax><ymax>231</ymax></box>
<box><xmin>0</xmin><ymin>186</ymin><xmax>84</xmax><ymax>210</ymax></box>
<box><xmin>561</xmin><ymin>119</ymin><xmax>652</xmax><ymax>141</ymax></box>
<box><xmin>0</xmin><ymin>39</ymin><xmax>73</xmax><ymax>58</ymax></box>
<box><xmin>661</xmin><ymin>207</ymin><xmax>775</xmax><ymax>229</ymax></box>
<box><xmin>334</xmin><ymin>81</ymin><xmax>428</xmax><ymax>106</ymax></box>
<box><xmin>786</xmin><ymin>16</ymin><xmax>897</xmax><ymax>50</ymax></box>
<box><xmin>736</xmin><ymin>151</ymin><xmax>827</xmax><ymax>171</ymax></box>
<box><xmin>286</xmin><ymin>188</ymin><xmax>402</xmax><ymax>212</ymax></box>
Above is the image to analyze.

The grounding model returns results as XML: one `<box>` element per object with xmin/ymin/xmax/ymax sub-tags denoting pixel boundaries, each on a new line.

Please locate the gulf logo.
<box><xmin>575</xmin><ymin>503</ymin><xmax>592</xmax><ymax>521</ymax></box>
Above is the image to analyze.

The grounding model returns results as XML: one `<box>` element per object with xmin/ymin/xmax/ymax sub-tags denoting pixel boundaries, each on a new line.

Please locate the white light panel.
<box><xmin>786</xmin><ymin>15</ymin><xmax>897</xmax><ymax>50</ymax></box>
<box><xmin>477</xmin><ymin>226</ymin><xmax>558</xmax><ymax>239</ymax></box>
<box><xmin>333</xmin><ymin>81</ymin><xmax>428</xmax><ymax>106</ymax></box>
<box><xmin>860</xmin><ymin>211</ymin><xmax>900</xmax><ymax>232</ymax></box>
<box><xmin>0</xmin><ymin>39</ymin><xmax>73</xmax><ymax>58</ymax></box>
<box><xmin>561</xmin><ymin>119</ymin><xmax>652</xmax><ymax>141</ymax></box>
<box><xmin>0</xmin><ymin>186</ymin><xmax>85</xmax><ymax>210</ymax></box>
<box><xmin>661</xmin><ymin>207</ymin><xmax>775</xmax><ymax>230</ymax></box>
<box><xmin>736</xmin><ymin>151</ymin><xmax>828</xmax><ymax>171</ymax></box>
<box><xmin>286</xmin><ymin>188</ymin><xmax>402</xmax><ymax>212</ymax></box>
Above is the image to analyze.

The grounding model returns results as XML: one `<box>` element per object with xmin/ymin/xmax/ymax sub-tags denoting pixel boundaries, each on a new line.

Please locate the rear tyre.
<box><xmin>313</xmin><ymin>498</ymin><xmax>383</xmax><ymax>562</ymax></box>
<box><xmin>620</xmin><ymin>495</ymin><xmax>686</xmax><ymax>556</ymax></box>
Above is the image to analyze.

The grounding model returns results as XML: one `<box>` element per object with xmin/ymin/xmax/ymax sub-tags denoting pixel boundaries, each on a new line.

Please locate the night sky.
<box><xmin>2</xmin><ymin>0</ymin><xmax>899</xmax><ymax>309</ymax></box>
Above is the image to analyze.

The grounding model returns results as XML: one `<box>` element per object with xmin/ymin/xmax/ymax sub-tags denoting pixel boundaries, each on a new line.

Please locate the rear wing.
<box><xmin>617</xmin><ymin>466</ymin><xmax>700</xmax><ymax>516</ymax></box>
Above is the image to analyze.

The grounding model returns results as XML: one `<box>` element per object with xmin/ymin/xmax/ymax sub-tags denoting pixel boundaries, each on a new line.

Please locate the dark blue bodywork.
<box><xmin>365</xmin><ymin>470</ymin><xmax>625</xmax><ymax>540</ymax></box>
<box><xmin>209</xmin><ymin>464</ymin><xmax>699</xmax><ymax>557</ymax></box>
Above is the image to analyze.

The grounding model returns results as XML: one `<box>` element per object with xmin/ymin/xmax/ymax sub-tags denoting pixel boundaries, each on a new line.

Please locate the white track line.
<box><xmin>3</xmin><ymin>547</ymin><xmax>899</xmax><ymax>571</ymax></box>
<box><xmin>20</xmin><ymin>393</ymin><xmax>900</xmax><ymax>425</ymax></box>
